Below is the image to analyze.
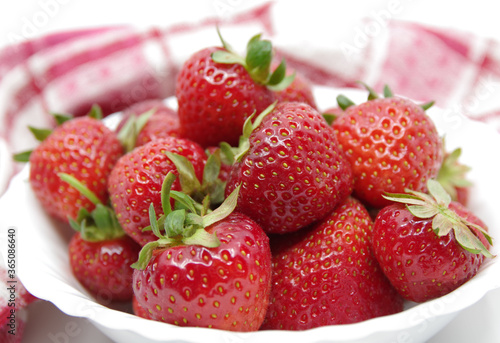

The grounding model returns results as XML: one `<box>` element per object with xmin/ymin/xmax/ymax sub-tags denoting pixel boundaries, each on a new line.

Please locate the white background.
<box><xmin>1</xmin><ymin>1</ymin><xmax>500</xmax><ymax>342</ymax></box>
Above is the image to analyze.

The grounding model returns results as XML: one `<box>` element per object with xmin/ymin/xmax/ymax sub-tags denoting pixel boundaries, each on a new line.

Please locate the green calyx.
<box><xmin>383</xmin><ymin>179</ymin><xmax>493</xmax><ymax>258</ymax></box>
<box><xmin>165</xmin><ymin>150</ymin><xmax>225</xmax><ymax>206</ymax></box>
<box><xmin>436</xmin><ymin>147</ymin><xmax>472</xmax><ymax>202</ymax></box>
<box><xmin>334</xmin><ymin>82</ymin><xmax>435</xmax><ymax>112</ymax></box>
<box><xmin>131</xmin><ymin>172</ymin><xmax>241</xmax><ymax>270</ymax></box>
<box><xmin>116</xmin><ymin>108</ymin><xmax>156</xmax><ymax>152</ymax></box>
<box><xmin>12</xmin><ymin>105</ymin><xmax>102</xmax><ymax>162</ymax></box>
<box><xmin>59</xmin><ymin>173</ymin><xmax>125</xmax><ymax>242</ymax></box>
<box><xmin>219</xmin><ymin>101</ymin><xmax>277</xmax><ymax>164</ymax></box>
<box><xmin>211</xmin><ymin>28</ymin><xmax>295</xmax><ymax>91</ymax></box>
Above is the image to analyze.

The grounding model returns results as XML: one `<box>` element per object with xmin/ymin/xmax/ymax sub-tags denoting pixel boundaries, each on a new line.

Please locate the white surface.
<box><xmin>1</xmin><ymin>1</ymin><xmax>500</xmax><ymax>342</ymax></box>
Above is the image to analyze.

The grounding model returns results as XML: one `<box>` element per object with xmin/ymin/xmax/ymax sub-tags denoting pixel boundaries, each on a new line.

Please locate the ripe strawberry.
<box><xmin>132</xmin><ymin>294</ymin><xmax>151</xmax><ymax>319</ymax></box>
<box><xmin>116</xmin><ymin>99</ymin><xmax>181</xmax><ymax>150</ymax></box>
<box><xmin>69</xmin><ymin>232</ymin><xmax>140</xmax><ymax>302</ymax></box>
<box><xmin>28</xmin><ymin>113</ymin><xmax>123</xmax><ymax>223</ymax></box>
<box><xmin>176</xmin><ymin>30</ymin><xmax>293</xmax><ymax>148</ymax></box>
<box><xmin>332</xmin><ymin>85</ymin><xmax>442</xmax><ymax>208</ymax></box>
<box><xmin>132</xmin><ymin>174</ymin><xmax>272</xmax><ymax>331</ymax></box>
<box><xmin>373</xmin><ymin>180</ymin><xmax>493</xmax><ymax>303</ymax></box>
<box><xmin>262</xmin><ymin>197</ymin><xmax>404</xmax><ymax>330</ymax></box>
<box><xmin>273</xmin><ymin>66</ymin><xmax>317</xmax><ymax>109</ymax></box>
<box><xmin>225</xmin><ymin>102</ymin><xmax>353</xmax><ymax>234</ymax></box>
<box><xmin>107</xmin><ymin>137</ymin><xmax>207</xmax><ymax>246</ymax></box>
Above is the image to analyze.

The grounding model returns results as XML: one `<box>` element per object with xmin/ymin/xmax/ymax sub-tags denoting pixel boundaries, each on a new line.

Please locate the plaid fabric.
<box><xmin>1</xmin><ymin>2</ymin><xmax>499</xmax><ymax>195</ymax></box>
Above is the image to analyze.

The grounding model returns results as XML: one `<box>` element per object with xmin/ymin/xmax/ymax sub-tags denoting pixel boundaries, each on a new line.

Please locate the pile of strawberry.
<box><xmin>19</xmin><ymin>29</ymin><xmax>493</xmax><ymax>333</ymax></box>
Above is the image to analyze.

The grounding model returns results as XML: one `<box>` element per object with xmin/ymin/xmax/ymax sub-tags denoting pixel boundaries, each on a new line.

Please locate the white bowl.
<box><xmin>1</xmin><ymin>87</ymin><xmax>500</xmax><ymax>343</ymax></box>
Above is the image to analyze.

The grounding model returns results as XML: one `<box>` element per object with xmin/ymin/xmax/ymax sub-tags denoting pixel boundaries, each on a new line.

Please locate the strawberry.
<box><xmin>107</xmin><ymin>137</ymin><xmax>207</xmax><ymax>246</ymax></box>
<box><xmin>175</xmin><ymin>30</ymin><xmax>293</xmax><ymax>148</ymax></box>
<box><xmin>132</xmin><ymin>174</ymin><xmax>272</xmax><ymax>331</ymax></box>
<box><xmin>225</xmin><ymin>102</ymin><xmax>353</xmax><ymax>234</ymax></box>
<box><xmin>132</xmin><ymin>294</ymin><xmax>151</xmax><ymax>319</ymax></box>
<box><xmin>373</xmin><ymin>179</ymin><xmax>493</xmax><ymax>302</ymax></box>
<box><xmin>116</xmin><ymin>99</ymin><xmax>181</xmax><ymax>150</ymax></box>
<box><xmin>332</xmin><ymin>85</ymin><xmax>443</xmax><ymax>208</ymax></box>
<box><xmin>69</xmin><ymin>232</ymin><xmax>140</xmax><ymax>302</ymax></box>
<box><xmin>273</xmin><ymin>66</ymin><xmax>317</xmax><ymax>109</ymax></box>
<box><xmin>57</xmin><ymin>173</ymin><xmax>141</xmax><ymax>302</ymax></box>
<box><xmin>27</xmin><ymin>109</ymin><xmax>123</xmax><ymax>223</ymax></box>
<box><xmin>261</xmin><ymin>196</ymin><xmax>404</xmax><ymax>330</ymax></box>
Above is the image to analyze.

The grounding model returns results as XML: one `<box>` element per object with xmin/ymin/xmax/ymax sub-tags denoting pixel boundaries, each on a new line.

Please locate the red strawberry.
<box><xmin>262</xmin><ymin>197</ymin><xmax>404</xmax><ymax>330</ymax></box>
<box><xmin>225</xmin><ymin>102</ymin><xmax>353</xmax><ymax>234</ymax></box>
<box><xmin>28</xmin><ymin>114</ymin><xmax>123</xmax><ymax>222</ymax></box>
<box><xmin>116</xmin><ymin>99</ymin><xmax>181</xmax><ymax>149</ymax></box>
<box><xmin>132</xmin><ymin>175</ymin><xmax>272</xmax><ymax>331</ymax></box>
<box><xmin>132</xmin><ymin>294</ymin><xmax>151</xmax><ymax>319</ymax></box>
<box><xmin>373</xmin><ymin>180</ymin><xmax>493</xmax><ymax>302</ymax></box>
<box><xmin>107</xmin><ymin>137</ymin><xmax>207</xmax><ymax>246</ymax></box>
<box><xmin>69</xmin><ymin>232</ymin><xmax>140</xmax><ymax>302</ymax></box>
<box><xmin>176</xmin><ymin>31</ymin><xmax>293</xmax><ymax>148</ymax></box>
<box><xmin>332</xmin><ymin>85</ymin><xmax>443</xmax><ymax>208</ymax></box>
<box><xmin>273</xmin><ymin>67</ymin><xmax>317</xmax><ymax>109</ymax></box>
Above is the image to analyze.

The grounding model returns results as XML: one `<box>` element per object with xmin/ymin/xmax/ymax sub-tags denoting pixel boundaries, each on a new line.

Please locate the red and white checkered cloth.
<box><xmin>1</xmin><ymin>3</ymin><xmax>499</xmax><ymax>195</ymax></box>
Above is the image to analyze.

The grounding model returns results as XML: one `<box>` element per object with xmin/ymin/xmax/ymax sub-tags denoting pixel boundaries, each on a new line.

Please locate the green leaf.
<box><xmin>148</xmin><ymin>203</ymin><xmax>162</xmax><ymax>238</ymax></box>
<box><xmin>211</xmin><ymin>50</ymin><xmax>246</xmax><ymax>66</ymax></box>
<box><xmin>383</xmin><ymin>84</ymin><xmax>394</xmax><ymax>98</ymax></box>
<box><xmin>52</xmin><ymin>113</ymin><xmax>73</xmax><ymax>126</ymax></box>
<box><xmin>266</xmin><ymin>73</ymin><xmax>295</xmax><ymax>92</ymax></box>
<box><xmin>131</xmin><ymin>241</ymin><xmax>160</xmax><ymax>270</ymax></box>
<box><xmin>161</xmin><ymin>172</ymin><xmax>177</xmax><ymax>218</ymax></box>
<box><xmin>245</xmin><ymin>34</ymin><xmax>272</xmax><ymax>83</ymax></box>
<box><xmin>28</xmin><ymin>126</ymin><xmax>52</xmax><ymax>142</ymax></box>
<box><xmin>453</xmin><ymin>222</ymin><xmax>494</xmax><ymax>258</ymax></box>
<box><xmin>170</xmin><ymin>191</ymin><xmax>198</xmax><ymax>214</ymax></box>
<box><xmin>88</xmin><ymin>104</ymin><xmax>103</xmax><ymax>120</ymax></box>
<box><xmin>219</xmin><ymin>142</ymin><xmax>236</xmax><ymax>165</ymax></box>
<box><xmin>407</xmin><ymin>204</ymin><xmax>439</xmax><ymax>219</ymax></box>
<box><xmin>358</xmin><ymin>81</ymin><xmax>379</xmax><ymax>100</ymax></box>
<box><xmin>58</xmin><ymin>173</ymin><xmax>101</xmax><ymax>206</ymax></box>
<box><xmin>164</xmin><ymin>209</ymin><xmax>186</xmax><ymax>238</ymax></box>
<box><xmin>268</xmin><ymin>58</ymin><xmax>287</xmax><ymax>86</ymax></box>
<box><xmin>202</xmin><ymin>183</ymin><xmax>240</xmax><ymax>228</ymax></box>
<box><xmin>427</xmin><ymin>179</ymin><xmax>451</xmax><ymax>207</ymax></box>
<box><xmin>216</xmin><ymin>26</ymin><xmax>235</xmax><ymax>53</ymax></box>
<box><xmin>432</xmin><ymin>213</ymin><xmax>454</xmax><ymax>236</ymax></box>
<box><xmin>382</xmin><ymin>192</ymin><xmax>428</xmax><ymax>206</ymax></box>
<box><xmin>322</xmin><ymin>113</ymin><xmax>336</xmax><ymax>126</ymax></box>
<box><xmin>336</xmin><ymin>94</ymin><xmax>355</xmax><ymax>111</ymax></box>
<box><xmin>203</xmin><ymin>151</ymin><xmax>221</xmax><ymax>187</ymax></box>
<box><xmin>182</xmin><ymin>228</ymin><xmax>221</xmax><ymax>248</ymax></box>
<box><xmin>165</xmin><ymin>152</ymin><xmax>202</xmax><ymax>195</ymax></box>
<box><xmin>12</xmin><ymin>150</ymin><xmax>32</xmax><ymax>162</ymax></box>
<box><xmin>420</xmin><ymin>101</ymin><xmax>435</xmax><ymax>111</ymax></box>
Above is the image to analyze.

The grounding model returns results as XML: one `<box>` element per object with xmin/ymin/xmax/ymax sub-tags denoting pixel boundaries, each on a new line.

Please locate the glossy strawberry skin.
<box><xmin>372</xmin><ymin>201</ymin><xmax>489</xmax><ymax>303</ymax></box>
<box><xmin>132</xmin><ymin>212</ymin><xmax>272</xmax><ymax>331</ymax></box>
<box><xmin>176</xmin><ymin>47</ymin><xmax>275</xmax><ymax>148</ymax></box>
<box><xmin>29</xmin><ymin>117</ymin><xmax>123</xmax><ymax>222</ymax></box>
<box><xmin>262</xmin><ymin>197</ymin><xmax>403</xmax><ymax>330</ymax></box>
<box><xmin>68</xmin><ymin>232</ymin><xmax>141</xmax><ymax>302</ymax></box>
<box><xmin>107</xmin><ymin>137</ymin><xmax>206</xmax><ymax>246</ymax></box>
<box><xmin>333</xmin><ymin>97</ymin><xmax>442</xmax><ymax>208</ymax></box>
<box><xmin>225</xmin><ymin>102</ymin><xmax>353</xmax><ymax>234</ymax></box>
